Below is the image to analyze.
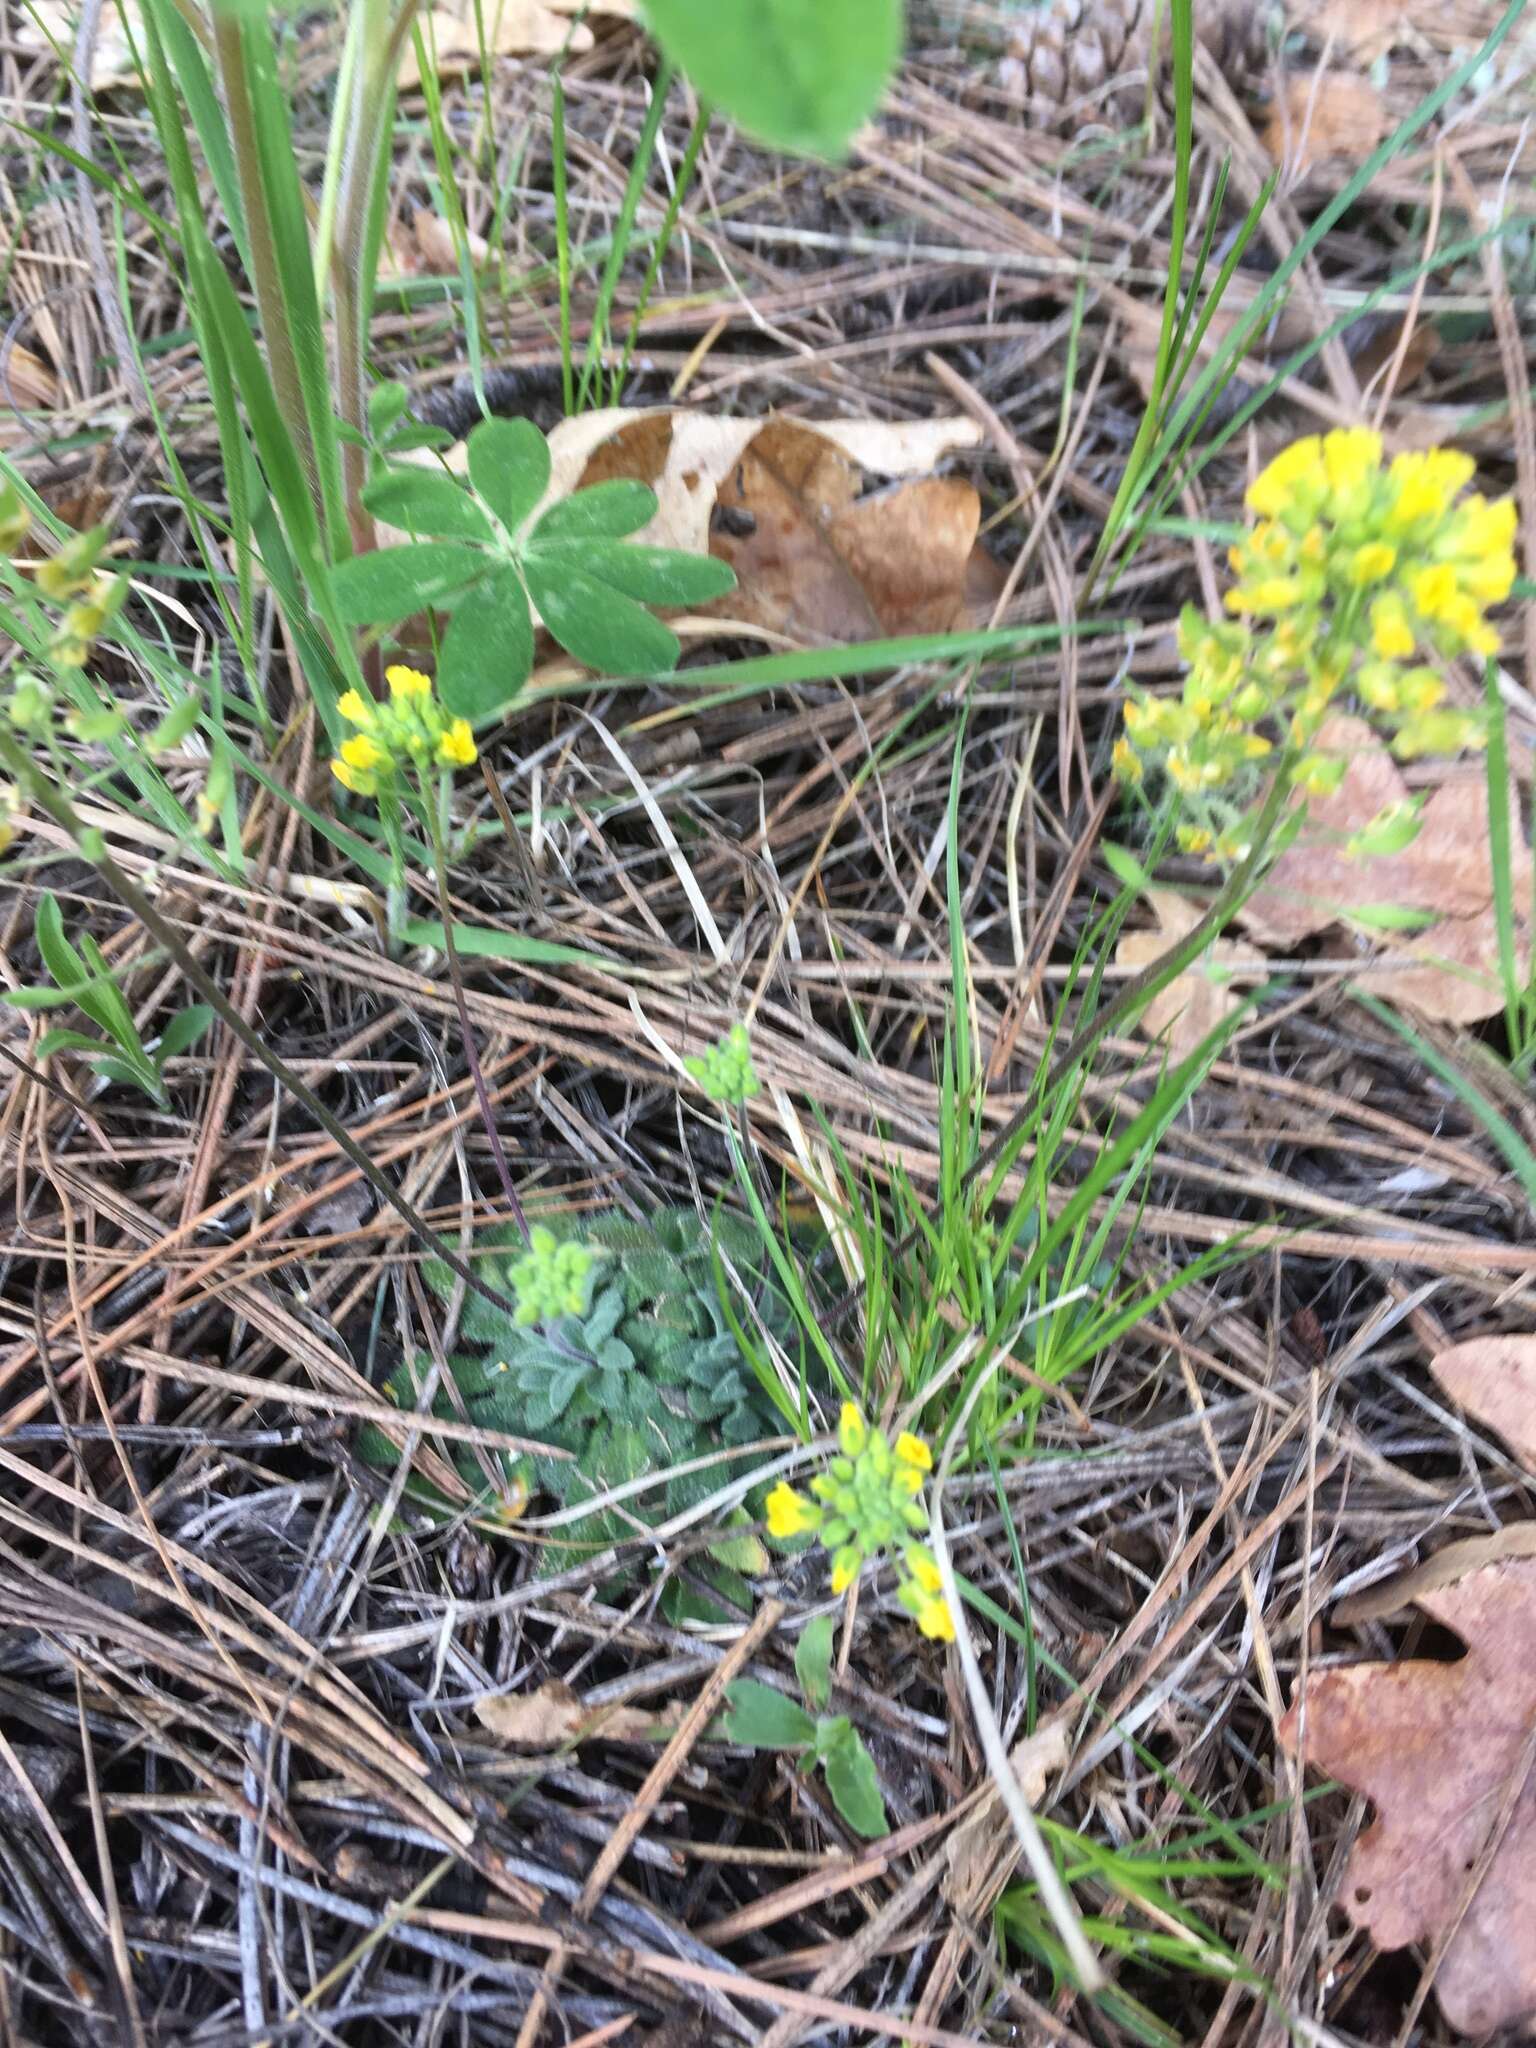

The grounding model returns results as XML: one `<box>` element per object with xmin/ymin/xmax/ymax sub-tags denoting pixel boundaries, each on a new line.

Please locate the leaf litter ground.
<box><xmin>1</xmin><ymin>3</ymin><xmax>1536</xmax><ymax>2044</ymax></box>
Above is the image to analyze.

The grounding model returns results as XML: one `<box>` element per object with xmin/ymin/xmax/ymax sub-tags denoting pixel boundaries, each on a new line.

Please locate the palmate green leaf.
<box><xmin>330</xmin><ymin>542</ymin><xmax>486</xmax><ymax>625</ymax></box>
<box><xmin>536</xmin><ymin>538</ymin><xmax>736</xmax><ymax>608</ymax></box>
<box><xmin>438</xmin><ymin>564</ymin><xmax>533</xmax><ymax>719</ymax></box>
<box><xmin>363</xmin><ymin>468</ymin><xmax>497</xmax><ymax>545</ymax></box>
<box><xmin>640</xmin><ymin>0</ymin><xmax>902</xmax><ymax>158</ymax></box>
<box><xmin>532</xmin><ymin>479</ymin><xmax>656</xmax><ymax>543</ymax></box>
<box><xmin>523</xmin><ymin>555</ymin><xmax>680</xmax><ymax>675</ymax></box>
<box><xmin>818</xmin><ymin>1724</ymin><xmax>888</xmax><ymax>1838</ymax></box>
<box><xmin>718</xmin><ymin>1678</ymin><xmax>816</xmax><ymax>1751</ymax></box>
<box><xmin>467</xmin><ymin>416</ymin><xmax>552</xmax><ymax>534</ymax></box>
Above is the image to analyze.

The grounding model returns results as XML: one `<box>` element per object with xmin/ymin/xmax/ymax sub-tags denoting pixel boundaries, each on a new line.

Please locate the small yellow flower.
<box><xmin>905</xmin><ymin>1545</ymin><xmax>943</xmax><ymax>1594</ymax></box>
<box><xmin>1349</xmin><ymin>541</ymin><xmax>1397</xmax><ymax>586</ymax></box>
<box><xmin>765</xmin><ymin>1481</ymin><xmax>821</xmax><ymax>1540</ymax></box>
<box><xmin>1246</xmin><ymin>436</ymin><xmax>1324</xmax><ymax>521</ymax></box>
<box><xmin>387</xmin><ymin>663</ymin><xmax>432</xmax><ymax>700</ymax></box>
<box><xmin>916</xmin><ymin>1594</ymin><xmax>955</xmax><ymax>1642</ymax></box>
<box><xmin>1112</xmin><ymin>736</ymin><xmax>1142</xmax><ymax>784</ymax></box>
<box><xmin>1321</xmin><ymin>425</ymin><xmax>1382</xmax><ymax>499</ymax></box>
<box><xmin>436</xmin><ymin>718</ymin><xmax>477</xmax><ymax>767</ymax></box>
<box><xmin>1370</xmin><ymin>595</ymin><xmax>1416</xmax><ymax>660</ymax></box>
<box><xmin>331</xmin><ymin>757</ymin><xmax>377</xmax><ymax>796</ymax></box>
<box><xmin>1408</xmin><ymin>563</ymin><xmax>1457</xmax><ymax>621</ymax></box>
<box><xmin>894</xmin><ymin>1432</ymin><xmax>933</xmax><ymax>1474</ymax></box>
<box><xmin>340</xmin><ymin>732</ymin><xmax>388</xmax><ymax>772</ymax></box>
<box><xmin>830</xmin><ymin>1545</ymin><xmax>862</xmax><ymax>1594</ymax></box>
<box><xmin>338</xmin><ymin>689</ymin><xmax>375</xmax><ymax>726</ymax></box>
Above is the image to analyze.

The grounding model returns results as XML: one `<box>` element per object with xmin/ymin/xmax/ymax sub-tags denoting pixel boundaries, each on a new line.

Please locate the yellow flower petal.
<box><xmin>340</xmin><ymin>732</ymin><xmax>388</xmax><ymax>771</ymax></box>
<box><xmin>386</xmin><ymin>663</ymin><xmax>432</xmax><ymax>700</ymax></box>
<box><xmin>437</xmin><ymin>718</ymin><xmax>477</xmax><ymax>767</ymax></box>
<box><xmin>338</xmin><ymin>689</ymin><xmax>374</xmax><ymax>726</ymax></box>
<box><xmin>893</xmin><ymin>1431</ymin><xmax>932</xmax><ymax>1473</ymax></box>
<box><xmin>765</xmin><ymin>1481</ymin><xmax>820</xmax><ymax>1540</ymax></box>
<box><xmin>917</xmin><ymin>1593</ymin><xmax>955</xmax><ymax>1642</ymax></box>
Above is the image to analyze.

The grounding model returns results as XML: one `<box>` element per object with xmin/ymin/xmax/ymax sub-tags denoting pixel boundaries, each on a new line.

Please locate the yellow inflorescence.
<box><xmin>330</xmin><ymin>666</ymin><xmax>477</xmax><ymax>798</ymax></box>
<box><xmin>765</xmin><ymin>1404</ymin><xmax>955</xmax><ymax>1644</ymax></box>
<box><xmin>1116</xmin><ymin>430</ymin><xmax>1515</xmax><ymax>859</ymax></box>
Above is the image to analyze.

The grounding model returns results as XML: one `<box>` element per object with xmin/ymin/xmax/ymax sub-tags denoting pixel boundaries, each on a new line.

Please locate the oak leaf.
<box><xmin>1238</xmin><ymin>716</ymin><xmax>1533</xmax><ymax>1024</ymax></box>
<box><xmin>1430</xmin><ymin>1337</ymin><xmax>1536</xmax><ymax>1473</ymax></box>
<box><xmin>1261</xmin><ymin>73</ymin><xmax>1387</xmax><ymax>173</ymax></box>
<box><xmin>1115</xmin><ymin>890</ymin><xmax>1265</xmax><ymax>1059</ymax></box>
<box><xmin>1280</xmin><ymin>1554</ymin><xmax>1536</xmax><ymax>2036</ymax></box>
<box><xmin>474</xmin><ymin>1680</ymin><xmax>659</xmax><ymax>1747</ymax></box>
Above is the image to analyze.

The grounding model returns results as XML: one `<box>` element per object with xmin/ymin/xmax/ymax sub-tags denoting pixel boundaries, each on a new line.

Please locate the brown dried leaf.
<box><xmin>1280</xmin><ymin>1554</ymin><xmax>1536</xmax><ymax>2036</ymax></box>
<box><xmin>1238</xmin><ymin>716</ymin><xmax>1533</xmax><ymax>1024</ymax></box>
<box><xmin>1289</xmin><ymin>0</ymin><xmax>1407</xmax><ymax>57</ymax></box>
<box><xmin>1115</xmin><ymin>890</ymin><xmax>1264</xmax><ymax>1060</ymax></box>
<box><xmin>399</xmin><ymin>0</ymin><xmax>633</xmax><ymax>86</ymax></box>
<box><xmin>1430</xmin><ymin>1337</ymin><xmax>1536</xmax><ymax>1472</ymax></box>
<box><xmin>382</xmin><ymin>208</ymin><xmax>491</xmax><ymax>278</ymax></box>
<box><xmin>474</xmin><ymin>1681</ymin><xmax>659</xmax><ymax>1748</ymax></box>
<box><xmin>1333</xmin><ymin>1526</ymin><xmax>1536</xmax><ymax>1626</ymax></box>
<box><xmin>1261</xmin><ymin>73</ymin><xmax>1387</xmax><ymax>173</ymax></box>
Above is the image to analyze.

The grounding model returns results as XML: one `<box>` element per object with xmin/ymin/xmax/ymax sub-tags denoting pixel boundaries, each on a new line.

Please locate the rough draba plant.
<box><xmin>361</xmin><ymin>1207</ymin><xmax>802</xmax><ymax>1554</ymax></box>
<box><xmin>1116</xmin><ymin>429</ymin><xmax>1515</xmax><ymax>862</ymax></box>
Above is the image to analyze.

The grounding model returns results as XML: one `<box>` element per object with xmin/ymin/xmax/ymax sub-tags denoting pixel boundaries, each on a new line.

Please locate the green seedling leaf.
<box><xmin>1343</xmin><ymin>903</ymin><xmax>1442</xmax><ymax>932</ymax></box>
<box><xmin>537</xmin><ymin>538</ymin><xmax>736</xmax><ymax>608</ymax></box>
<box><xmin>34</xmin><ymin>893</ymin><xmax>87</xmax><ymax>995</ymax></box>
<box><xmin>89</xmin><ymin>1051</ymin><xmax>167</xmax><ymax>1101</ymax></box>
<box><xmin>438</xmin><ymin>564</ymin><xmax>534</xmax><ymax>720</ymax></box>
<box><xmin>399</xmin><ymin>919</ymin><xmax>647</xmax><ymax>977</ymax></box>
<box><xmin>35</xmin><ymin>1027</ymin><xmax>114</xmax><ymax>1059</ymax></box>
<box><xmin>794</xmin><ymin>1613</ymin><xmax>834</xmax><ymax>1713</ymax></box>
<box><xmin>363</xmin><ymin>469</ymin><xmax>497</xmax><ymax>545</ymax></box>
<box><xmin>369</xmin><ymin>380</ymin><xmax>411</xmax><ymax>438</ymax></box>
<box><xmin>717</xmin><ymin>1678</ymin><xmax>817</xmax><ymax>1750</ymax></box>
<box><xmin>147</xmin><ymin>696</ymin><xmax>203</xmax><ymax>755</ymax></box>
<box><xmin>819</xmin><ymin>1723</ymin><xmax>889</xmax><ymax>1838</ymax></box>
<box><xmin>532</xmin><ymin>480</ymin><xmax>657</xmax><ymax>544</ymax></box>
<box><xmin>6</xmin><ymin>983</ymin><xmax>95</xmax><ymax>1014</ymax></box>
<box><xmin>523</xmin><ymin>556</ymin><xmax>681</xmax><ymax>675</ymax></box>
<box><xmin>156</xmin><ymin>1003</ymin><xmax>216</xmax><ymax>1061</ymax></box>
<box><xmin>640</xmin><ymin>0</ymin><xmax>902</xmax><ymax>158</ymax></box>
<box><xmin>467</xmin><ymin>416</ymin><xmax>552</xmax><ymax>535</ymax></box>
<box><xmin>330</xmin><ymin>543</ymin><xmax>486</xmax><ymax>625</ymax></box>
<box><xmin>1100</xmin><ymin>841</ymin><xmax>1158</xmax><ymax>896</ymax></box>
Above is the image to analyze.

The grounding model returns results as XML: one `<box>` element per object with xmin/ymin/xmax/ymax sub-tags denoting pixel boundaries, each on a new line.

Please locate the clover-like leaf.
<box><xmin>467</xmin><ymin>416</ymin><xmax>552</xmax><ymax>535</ymax></box>
<box><xmin>522</xmin><ymin>555</ymin><xmax>681</xmax><ymax>675</ymax></box>
<box><xmin>531</xmin><ymin>479</ymin><xmax>657</xmax><ymax>543</ymax></box>
<box><xmin>439</xmin><ymin>564</ymin><xmax>534</xmax><ymax>720</ymax></box>
<box><xmin>363</xmin><ymin>469</ymin><xmax>497</xmax><ymax>545</ymax></box>
<box><xmin>330</xmin><ymin>543</ymin><xmax>487</xmax><ymax>626</ymax></box>
<box><xmin>536</xmin><ymin>538</ymin><xmax>736</xmax><ymax>608</ymax></box>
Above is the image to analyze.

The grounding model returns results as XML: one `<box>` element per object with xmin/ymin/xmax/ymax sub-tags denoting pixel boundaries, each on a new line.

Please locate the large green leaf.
<box><xmin>718</xmin><ymin>1679</ymin><xmax>816</xmax><ymax>1750</ymax></box>
<box><xmin>438</xmin><ymin>564</ymin><xmax>533</xmax><ymax>718</ymax></box>
<box><xmin>364</xmin><ymin>469</ymin><xmax>497</xmax><ymax>544</ymax></box>
<box><xmin>330</xmin><ymin>542</ymin><xmax>485</xmax><ymax>625</ymax></box>
<box><xmin>819</xmin><ymin>1723</ymin><xmax>888</xmax><ymax>1838</ymax></box>
<box><xmin>467</xmin><ymin>416</ymin><xmax>552</xmax><ymax>535</ymax></box>
<box><xmin>640</xmin><ymin>0</ymin><xmax>902</xmax><ymax>157</ymax></box>
<box><xmin>523</xmin><ymin>556</ymin><xmax>681</xmax><ymax>674</ymax></box>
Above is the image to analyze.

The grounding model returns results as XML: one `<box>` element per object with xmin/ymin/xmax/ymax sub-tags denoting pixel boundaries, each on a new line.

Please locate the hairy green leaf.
<box><xmin>363</xmin><ymin>469</ymin><xmax>497</xmax><ymax>545</ymax></box>
<box><xmin>438</xmin><ymin>564</ymin><xmax>533</xmax><ymax>718</ymax></box>
<box><xmin>467</xmin><ymin>416</ymin><xmax>553</xmax><ymax>534</ymax></box>
<box><xmin>330</xmin><ymin>542</ymin><xmax>486</xmax><ymax>625</ymax></box>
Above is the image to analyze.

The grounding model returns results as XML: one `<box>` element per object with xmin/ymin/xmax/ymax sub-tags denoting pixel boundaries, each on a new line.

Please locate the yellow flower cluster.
<box><xmin>1116</xmin><ymin>430</ymin><xmax>1515</xmax><ymax>859</ymax></box>
<box><xmin>766</xmin><ymin>1404</ymin><xmax>955</xmax><ymax>1642</ymax></box>
<box><xmin>1230</xmin><ymin>430</ymin><xmax>1513</xmax><ymax>695</ymax></box>
<box><xmin>330</xmin><ymin>665</ymin><xmax>476</xmax><ymax>798</ymax></box>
